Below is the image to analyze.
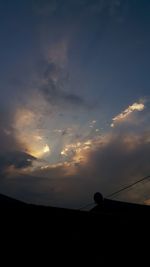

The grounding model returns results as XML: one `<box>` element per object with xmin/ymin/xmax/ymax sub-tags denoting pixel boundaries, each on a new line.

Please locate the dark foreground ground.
<box><xmin>1</xmin><ymin>193</ymin><xmax>150</xmax><ymax>265</ymax></box>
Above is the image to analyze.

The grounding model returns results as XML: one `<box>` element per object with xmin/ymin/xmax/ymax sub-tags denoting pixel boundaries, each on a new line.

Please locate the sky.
<box><xmin>0</xmin><ymin>0</ymin><xmax>150</xmax><ymax>209</ymax></box>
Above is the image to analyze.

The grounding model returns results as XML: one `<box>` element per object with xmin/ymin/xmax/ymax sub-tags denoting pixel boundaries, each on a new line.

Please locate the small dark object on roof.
<box><xmin>94</xmin><ymin>192</ymin><xmax>104</xmax><ymax>205</ymax></box>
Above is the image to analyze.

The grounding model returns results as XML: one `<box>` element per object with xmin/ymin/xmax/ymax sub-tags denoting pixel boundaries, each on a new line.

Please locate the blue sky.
<box><xmin>0</xmin><ymin>0</ymin><xmax>150</xmax><ymax>208</ymax></box>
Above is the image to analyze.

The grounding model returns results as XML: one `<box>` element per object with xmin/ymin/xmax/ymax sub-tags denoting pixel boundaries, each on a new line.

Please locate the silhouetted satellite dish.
<box><xmin>94</xmin><ymin>192</ymin><xmax>103</xmax><ymax>205</ymax></box>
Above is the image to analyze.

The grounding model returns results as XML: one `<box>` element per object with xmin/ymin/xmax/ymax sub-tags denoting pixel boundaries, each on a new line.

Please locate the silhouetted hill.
<box><xmin>0</xmin><ymin>192</ymin><xmax>150</xmax><ymax>221</ymax></box>
<box><xmin>1</xmin><ymin>192</ymin><xmax>150</xmax><ymax>212</ymax></box>
<box><xmin>0</xmin><ymin>193</ymin><xmax>28</xmax><ymax>207</ymax></box>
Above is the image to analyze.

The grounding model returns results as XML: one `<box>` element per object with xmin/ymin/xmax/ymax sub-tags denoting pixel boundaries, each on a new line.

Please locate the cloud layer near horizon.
<box><xmin>1</xmin><ymin>106</ymin><xmax>150</xmax><ymax>209</ymax></box>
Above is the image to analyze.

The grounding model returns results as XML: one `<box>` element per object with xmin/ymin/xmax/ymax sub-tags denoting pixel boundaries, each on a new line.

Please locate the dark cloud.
<box><xmin>64</xmin><ymin>93</ymin><xmax>84</xmax><ymax>105</ymax></box>
<box><xmin>42</xmin><ymin>85</ymin><xmax>85</xmax><ymax>107</ymax></box>
<box><xmin>39</xmin><ymin>61</ymin><xmax>87</xmax><ymax>108</ymax></box>
<box><xmin>43</xmin><ymin>62</ymin><xmax>63</xmax><ymax>81</ymax></box>
<box><xmin>0</xmin><ymin>152</ymin><xmax>36</xmax><ymax>173</ymax></box>
<box><xmin>0</xmin><ymin>112</ymin><xmax>36</xmax><ymax>175</ymax></box>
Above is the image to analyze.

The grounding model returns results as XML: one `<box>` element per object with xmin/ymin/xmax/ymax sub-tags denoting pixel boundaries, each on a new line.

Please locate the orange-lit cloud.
<box><xmin>144</xmin><ymin>199</ymin><xmax>150</xmax><ymax>205</ymax></box>
<box><xmin>111</xmin><ymin>102</ymin><xmax>145</xmax><ymax>127</ymax></box>
<box><xmin>13</xmin><ymin>108</ymin><xmax>51</xmax><ymax>159</ymax></box>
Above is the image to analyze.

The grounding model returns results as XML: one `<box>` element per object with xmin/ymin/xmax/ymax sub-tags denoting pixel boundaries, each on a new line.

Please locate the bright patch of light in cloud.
<box><xmin>43</xmin><ymin>144</ymin><xmax>50</xmax><ymax>153</ymax></box>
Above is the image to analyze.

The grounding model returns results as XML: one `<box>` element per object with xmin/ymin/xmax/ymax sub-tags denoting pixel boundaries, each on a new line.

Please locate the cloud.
<box><xmin>1</xmin><ymin>98</ymin><xmax>149</xmax><ymax>209</ymax></box>
<box><xmin>0</xmin><ymin>111</ymin><xmax>20</xmax><ymax>153</ymax></box>
<box><xmin>0</xmin><ymin>152</ymin><xmax>36</xmax><ymax>174</ymax></box>
<box><xmin>2</xmin><ymin>126</ymin><xmax>150</xmax><ymax>209</ymax></box>
<box><xmin>41</xmin><ymin>84</ymin><xmax>85</xmax><ymax>108</ymax></box>
<box><xmin>33</xmin><ymin>0</ymin><xmax>125</xmax><ymax>112</ymax></box>
<box><xmin>38</xmin><ymin>41</ymin><xmax>88</xmax><ymax>109</ymax></box>
<box><xmin>33</xmin><ymin>0</ymin><xmax>123</xmax><ymax>18</ymax></box>
<box><xmin>33</xmin><ymin>0</ymin><xmax>59</xmax><ymax>17</ymax></box>
<box><xmin>111</xmin><ymin>102</ymin><xmax>145</xmax><ymax>127</ymax></box>
<box><xmin>0</xmin><ymin>115</ymin><xmax>36</xmax><ymax>175</ymax></box>
<box><xmin>144</xmin><ymin>199</ymin><xmax>150</xmax><ymax>205</ymax></box>
<box><xmin>46</xmin><ymin>41</ymin><xmax>68</xmax><ymax>67</ymax></box>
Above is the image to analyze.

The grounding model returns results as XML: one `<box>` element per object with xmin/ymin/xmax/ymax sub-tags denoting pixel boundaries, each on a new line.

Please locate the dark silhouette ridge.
<box><xmin>1</xmin><ymin>192</ymin><xmax>150</xmax><ymax>216</ymax></box>
<box><xmin>91</xmin><ymin>192</ymin><xmax>150</xmax><ymax>215</ymax></box>
<box><xmin>1</xmin><ymin>192</ymin><xmax>150</xmax><ymax>265</ymax></box>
